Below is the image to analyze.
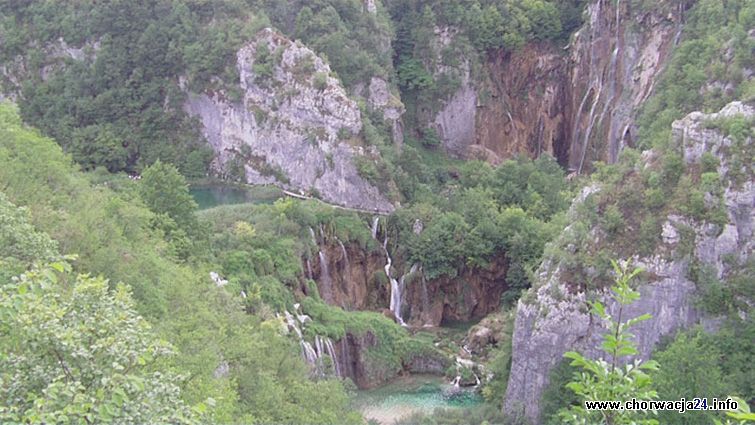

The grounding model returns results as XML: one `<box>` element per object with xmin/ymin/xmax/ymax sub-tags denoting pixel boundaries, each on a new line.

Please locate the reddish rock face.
<box><xmin>403</xmin><ymin>255</ymin><xmax>509</xmax><ymax>327</ymax></box>
<box><xmin>309</xmin><ymin>238</ymin><xmax>508</xmax><ymax>328</ymax></box>
<box><xmin>444</xmin><ymin>1</ymin><xmax>684</xmax><ymax>172</ymax></box>
<box><xmin>308</xmin><ymin>241</ymin><xmax>387</xmax><ymax>311</ymax></box>
<box><xmin>476</xmin><ymin>43</ymin><xmax>571</xmax><ymax>166</ymax></box>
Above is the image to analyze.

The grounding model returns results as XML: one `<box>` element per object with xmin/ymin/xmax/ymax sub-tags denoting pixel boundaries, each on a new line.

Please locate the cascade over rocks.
<box><xmin>503</xmin><ymin>101</ymin><xmax>754</xmax><ymax>423</ymax></box>
<box><xmin>433</xmin><ymin>0</ymin><xmax>684</xmax><ymax>171</ymax></box>
<box><xmin>308</xmin><ymin>219</ymin><xmax>508</xmax><ymax>327</ymax></box>
<box><xmin>183</xmin><ymin>28</ymin><xmax>393</xmax><ymax>213</ymax></box>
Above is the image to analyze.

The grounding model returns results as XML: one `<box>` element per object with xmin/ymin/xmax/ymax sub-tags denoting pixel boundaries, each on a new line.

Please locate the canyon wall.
<box><xmin>436</xmin><ymin>0</ymin><xmax>684</xmax><ymax>171</ymax></box>
<box><xmin>503</xmin><ymin>101</ymin><xmax>754</xmax><ymax>423</ymax></box>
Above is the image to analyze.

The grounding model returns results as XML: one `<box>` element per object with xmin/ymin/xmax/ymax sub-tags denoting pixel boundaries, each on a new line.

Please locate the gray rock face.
<box><xmin>184</xmin><ymin>28</ymin><xmax>394</xmax><ymax>213</ymax></box>
<box><xmin>567</xmin><ymin>0</ymin><xmax>684</xmax><ymax>170</ymax></box>
<box><xmin>1</xmin><ymin>38</ymin><xmax>99</xmax><ymax>101</ymax></box>
<box><xmin>368</xmin><ymin>77</ymin><xmax>405</xmax><ymax>145</ymax></box>
<box><xmin>430</xmin><ymin>26</ymin><xmax>478</xmax><ymax>157</ymax></box>
<box><xmin>504</xmin><ymin>101</ymin><xmax>754</xmax><ymax>423</ymax></box>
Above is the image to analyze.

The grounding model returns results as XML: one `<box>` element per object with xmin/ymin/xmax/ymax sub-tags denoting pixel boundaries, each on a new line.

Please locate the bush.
<box><xmin>700</xmin><ymin>152</ymin><xmax>720</xmax><ymax>173</ymax></box>
<box><xmin>313</xmin><ymin>72</ymin><xmax>328</xmax><ymax>90</ymax></box>
<box><xmin>601</xmin><ymin>205</ymin><xmax>625</xmax><ymax>238</ymax></box>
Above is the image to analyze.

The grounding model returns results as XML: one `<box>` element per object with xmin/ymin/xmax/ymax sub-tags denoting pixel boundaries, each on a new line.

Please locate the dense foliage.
<box><xmin>0</xmin><ymin>262</ymin><xmax>198</xmax><ymax>425</ymax></box>
<box><xmin>389</xmin><ymin>154</ymin><xmax>569</xmax><ymax>300</ymax></box>
<box><xmin>637</xmin><ymin>0</ymin><xmax>755</xmax><ymax>148</ymax></box>
<box><xmin>0</xmin><ymin>103</ymin><xmax>362</xmax><ymax>423</ymax></box>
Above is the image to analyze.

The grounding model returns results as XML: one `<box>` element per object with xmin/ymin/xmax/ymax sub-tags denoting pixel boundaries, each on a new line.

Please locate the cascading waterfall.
<box><xmin>325</xmin><ymin>337</ymin><xmax>341</xmax><ymax>377</ymax></box>
<box><xmin>368</xmin><ymin>217</ymin><xmax>414</xmax><ymax>326</ymax></box>
<box><xmin>596</xmin><ymin>0</ymin><xmax>623</xmax><ymax>162</ymax></box>
<box><xmin>577</xmin><ymin>0</ymin><xmax>622</xmax><ymax>174</ymax></box>
<box><xmin>282</xmin><ymin>305</ymin><xmax>341</xmax><ymax>378</ymax></box>
<box><xmin>336</xmin><ymin>237</ymin><xmax>350</xmax><ymax>270</ymax></box>
<box><xmin>449</xmin><ymin>357</ymin><xmax>482</xmax><ymax>389</ymax></box>
<box><xmin>309</xmin><ymin>226</ymin><xmax>317</xmax><ymax>245</ymax></box>
<box><xmin>382</xmin><ymin>235</ymin><xmax>406</xmax><ymax>326</ymax></box>
<box><xmin>318</xmin><ymin>251</ymin><xmax>334</xmax><ymax>303</ymax></box>
<box><xmin>371</xmin><ymin>216</ymin><xmax>380</xmax><ymax>240</ymax></box>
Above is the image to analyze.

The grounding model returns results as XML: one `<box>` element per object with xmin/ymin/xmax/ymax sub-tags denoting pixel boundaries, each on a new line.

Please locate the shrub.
<box><xmin>601</xmin><ymin>204</ymin><xmax>625</xmax><ymax>238</ymax></box>
<box><xmin>700</xmin><ymin>152</ymin><xmax>720</xmax><ymax>173</ymax></box>
<box><xmin>313</xmin><ymin>72</ymin><xmax>328</xmax><ymax>90</ymax></box>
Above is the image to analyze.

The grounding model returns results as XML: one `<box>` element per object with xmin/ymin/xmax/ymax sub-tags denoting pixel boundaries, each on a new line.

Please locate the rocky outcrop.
<box><xmin>476</xmin><ymin>44</ymin><xmax>569</xmax><ymax>165</ymax></box>
<box><xmin>403</xmin><ymin>256</ymin><xmax>509</xmax><ymax>327</ymax></box>
<box><xmin>335</xmin><ymin>331</ymin><xmax>399</xmax><ymax>388</ymax></box>
<box><xmin>332</xmin><ymin>330</ymin><xmax>451</xmax><ymax>389</ymax></box>
<box><xmin>1</xmin><ymin>38</ymin><xmax>100</xmax><ymax>101</ymax></box>
<box><xmin>184</xmin><ymin>28</ymin><xmax>393</xmax><ymax>213</ymax></box>
<box><xmin>310</xmin><ymin>235</ymin><xmax>508</xmax><ymax>327</ymax></box>
<box><xmin>367</xmin><ymin>77</ymin><xmax>406</xmax><ymax>146</ymax></box>
<box><xmin>503</xmin><ymin>101</ymin><xmax>754</xmax><ymax>423</ymax></box>
<box><xmin>431</xmin><ymin>0</ymin><xmax>683</xmax><ymax>170</ymax></box>
<box><xmin>566</xmin><ymin>0</ymin><xmax>684</xmax><ymax>172</ymax></box>
<box><xmin>308</xmin><ymin>239</ymin><xmax>387</xmax><ymax>311</ymax></box>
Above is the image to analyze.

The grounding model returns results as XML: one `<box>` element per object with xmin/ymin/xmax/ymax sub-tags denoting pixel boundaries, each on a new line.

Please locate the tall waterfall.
<box><xmin>371</xmin><ymin>216</ymin><xmax>380</xmax><ymax>239</ymax></box>
<box><xmin>318</xmin><ymin>251</ymin><xmax>334</xmax><ymax>303</ymax></box>
<box><xmin>369</xmin><ymin>216</ymin><xmax>412</xmax><ymax>326</ymax></box>
<box><xmin>336</xmin><ymin>238</ymin><xmax>349</xmax><ymax>270</ymax></box>
<box><xmin>383</xmin><ymin>235</ymin><xmax>406</xmax><ymax>326</ymax></box>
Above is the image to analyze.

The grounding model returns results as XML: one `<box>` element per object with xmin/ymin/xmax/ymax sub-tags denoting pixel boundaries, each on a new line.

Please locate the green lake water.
<box><xmin>190</xmin><ymin>185</ymin><xmax>281</xmax><ymax>210</ymax></box>
<box><xmin>353</xmin><ymin>375</ymin><xmax>482</xmax><ymax>425</ymax></box>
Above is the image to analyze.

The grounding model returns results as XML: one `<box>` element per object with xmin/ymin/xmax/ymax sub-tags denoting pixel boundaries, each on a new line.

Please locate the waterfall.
<box><xmin>318</xmin><ymin>251</ymin><xmax>334</xmax><ymax>303</ymax></box>
<box><xmin>577</xmin><ymin>0</ymin><xmax>624</xmax><ymax>173</ymax></box>
<box><xmin>309</xmin><ymin>226</ymin><xmax>317</xmax><ymax>245</ymax></box>
<box><xmin>381</xmin><ymin>236</ymin><xmax>406</xmax><ymax>326</ymax></box>
<box><xmin>325</xmin><ymin>338</ymin><xmax>341</xmax><ymax>377</ymax></box>
<box><xmin>306</xmin><ymin>258</ymin><xmax>313</xmax><ymax>279</ymax></box>
<box><xmin>451</xmin><ymin>375</ymin><xmax>461</xmax><ymax>388</ymax></box>
<box><xmin>336</xmin><ymin>237</ymin><xmax>350</xmax><ymax>269</ymax></box>
<box><xmin>284</xmin><ymin>310</ymin><xmax>303</xmax><ymax>339</ymax></box>
<box><xmin>371</xmin><ymin>216</ymin><xmax>380</xmax><ymax>239</ymax></box>
<box><xmin>598</xmin><ymin>0</ymin><xmax>623</xmax><ymax>162</ymax></box>
<box><xmin>285</xmin><ymin>306</ymin><xmax>341</xmax><ymax>378</ymax></box>
<box><xmin>368</xmin><ymin>217</ymin><xmax>410</xmax><ymax>326</ymax></box>
<box><xmin>301</xmin><ymin>340</ymin><xmax>318</xmax><ymax>366</ymax></box>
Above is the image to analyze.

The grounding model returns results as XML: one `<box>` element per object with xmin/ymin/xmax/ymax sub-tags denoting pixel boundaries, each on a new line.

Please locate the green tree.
<box><xmin>559</xmin><ymin>261</ymin><xmax>659</xmax><ymax>425</ymax></box>
<box><xmin>0</xmin><ymin>192</ymin><xmax>59</xmax><ymax>279</ymax></box>
<box><xmin>69</xmin><ymin>125</ymin><xmax>129</xmax><ymax>172</ymax></box>
<box><xmin>0</xmin><ymin>262</ymin><xmax>199</xmax><ymax>424</ymax></box>
<box><xmin>652</xmin><ymin>330</ymin><xmax>730</xmax><ymax>425</ymax></box>
<box><xmin>138</xmin><ymin>160</ymin><xmax>198</xmax><ymax>231</ymax></box>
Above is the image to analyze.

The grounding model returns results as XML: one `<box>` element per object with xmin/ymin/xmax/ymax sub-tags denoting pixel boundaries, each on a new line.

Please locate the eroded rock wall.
<box><xmin>184</xmin><ymin>28</ymin><xmax>394</xmax><ymax>213</ymax></box>
<box><xmin>309</xmin><ymin>236</ymin><xmax>507</xmax><ymax>327</ymax></box>
<box><xmin>432</xmin><ymin>0</ymin><xmax>683</xmax><ymax>170</ymax></box>
<box><xmin>503</xmin><ymin>101</ymin><xmax>754</xmax><ymax>423</ymax></box>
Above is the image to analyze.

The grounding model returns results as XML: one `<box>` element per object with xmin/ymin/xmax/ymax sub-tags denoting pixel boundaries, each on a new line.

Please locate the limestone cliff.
<box><xmin>184</xmin><ymin>29</ymin><xmax>394</xmax><ymax>213</ymax></box>
<box><xmin>430</xmin><ymin>0</ymin><xmax>683</xmax><ymax>171</ymax></box>
<box><xmin>503</xmin><ymin>101</ymin><xmax>754</xmax><ymax>423</ymax></box>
